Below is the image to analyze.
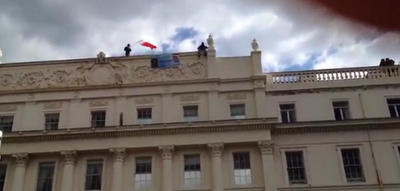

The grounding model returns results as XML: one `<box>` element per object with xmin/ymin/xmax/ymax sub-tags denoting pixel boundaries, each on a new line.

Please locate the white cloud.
<box><xmin>0</xmin><ymin>0</ymin><xmax>399</xmax><ymax>72</ymax></box>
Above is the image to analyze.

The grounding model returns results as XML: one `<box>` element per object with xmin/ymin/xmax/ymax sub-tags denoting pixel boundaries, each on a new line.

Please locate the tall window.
<box><xmin>279</xmin><ymin>104</ymin><xmax>296</xmax><ymax>123</ymax></box>
<box><xmin>137</xmin><ymin>108</ymin><xmax>152</xmax><ymax>124</ymax></box>
<box><xmin>183</xmin><ymin>106</ymin><xmax>199</xmax><ymax>122</ymax></box>
<box><xmin>44</xmin><ymin>113</ymin><xmax>60</xmax><ymax>130</ymax></box>
<box><xmin>285</xmin><ymin>151</ymin><xmax>307</xmax><ymax>184</ymax></box>
<box><xmin>36</xmin><ymin>162</ymin><xmax>55</xmax><ymax>191</ymax></box>
<box><xmin>387</xmin><ymin>98</ymin><xmax>400</xmax><ymax>118</ymax></box>
<box><xmin>332</xmin><ymin>101</ymin><xmax>350</xmax><ymax>121</ymax></box>
<box><xmin>0</xmin><ymin>165</ymin><xmax>7</xmax><ymax>191</ymax></box>
<box><xmin>184</xmin><ymin>154</ymin><xmax>201</xmax><ymax>187</ymax></box>
<box><xmin>0</xmin><ymin>116</ymin><xmax>13</xmax><ymax>133</ymax></box>
<box><xmin>135</xmin><ymin>157</ymin><xmax>152</xmax><ymax>190</ymax></box>
<box><xmin>230</xmin><ymin>104</ymin><xmax>246</xmax><ymax>119</ymax></box>
<box><xmin>91</xmin><ymin>111</ymin><xmax>106</xmax><ymax>128</ymax></box>
<box><xmin>85</xmin><ymin>160</ymin><xmax>103</xmax><ymax>190</ymax></box>
<box><xmin>233</xmin><ymin>152</ymin><xmax>252</xmax><ymax>185</ymax></box>
<box><xmin>341</xmin><ymin>148</ymin><xmax>365</xmax><ymax>182</ymax></box>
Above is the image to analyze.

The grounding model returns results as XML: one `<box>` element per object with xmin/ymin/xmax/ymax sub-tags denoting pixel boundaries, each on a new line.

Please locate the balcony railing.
<box><xmin>266</xmin><ymin>65</ymin><xmax>400</xmax><ymax>91</ymax></box>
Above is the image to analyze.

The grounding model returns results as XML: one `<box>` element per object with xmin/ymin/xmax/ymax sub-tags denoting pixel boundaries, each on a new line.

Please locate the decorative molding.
<box><xmin>12</xmin><ymin>153</ymin><xmax>29</xmax><ymax>167</ymax></box>
<box><xmin>135</xmin><ymin>97</ymin><xmax>154</xmax><ymax>105</ymax></box>
<box><xmin>159</xmin><ymin>145</ymin><xmax>174</xmax><ymax>160</ymax></box>
<box><xmin>110</xmin><ymin>148</ymin><xmax>126</xmax><ymax>162</ymax></box>
<box><xmin>253</xmin><ymin>80</ymin><xmax>265</xmax><ymax>88</ymax></box>
<box><xmin>227</xmin><ymin>93</ymin><xmax>247</xmax><ymax>101</ymax></box>
<box><xmin>89</xmin><ymin>100</ymin><xmax>108</xmax><ymax>107</ymax></box>
<box><xmin>0</xmin><ymin>104</ymin><xmax>17</xmax><ymax>112</ymax></box>
<box><xmin>180</xmin><ymin>94</ymin><xmax>200</xmax><ymax>102</ymax></box>
<box><xmin>2</xmin><ymin>122</ymin><xmax>273</xmax><ymax>143</ymax></box>
<box><xmin>61</xmin><ymin>150</ymin><xmax>77</xmax><ymax>165</ymax></box>
<box><xmin>43</xmin><ymin>102</ymin><xmax>63</xmax><ymax>110</ymax></box>
<box><xmin>208</xmin><ymin>143</ymin><xmax>224</xmax><ymax>157</ymax></box>
<box><xmin>258</xmin><ymin>140</ymin><xmax>274</xmax><ymax>155</ymax></box>
<box><xmin>209</xmin><ymin>83</ymin><xmax>218</xmax><ymax>91</ymax></box>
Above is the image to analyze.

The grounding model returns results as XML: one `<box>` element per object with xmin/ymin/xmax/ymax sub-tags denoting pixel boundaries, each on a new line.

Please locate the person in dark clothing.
<box><xmin>124</xmin><ymin>44</ymin><xmax>131</xmax><ymax>57</ymax></box>
<box><xmin>197</xmin><ymin>42</ymin><xmax>208</xmax><ymax>57</ymax></box>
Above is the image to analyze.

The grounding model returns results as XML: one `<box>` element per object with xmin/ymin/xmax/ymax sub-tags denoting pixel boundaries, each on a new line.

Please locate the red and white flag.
<box><xmin>138</xmin><ymin>40</ymin><xmax>157</xmax><ymax>50</ymax></box>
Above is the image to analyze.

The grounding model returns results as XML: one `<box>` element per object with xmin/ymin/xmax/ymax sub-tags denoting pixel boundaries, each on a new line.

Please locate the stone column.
<box><xmin>208</xmin><ymin>143</ymin><xmax>224</xmax><ymax>191</ymax></box>
<box><xmin>11</xmin><ymin>153</ymin><xmax>28</xmax><ymax>191</ymax></box>
<box><xmin>159</xmin><ymin>145</ymin><xmax>174</xmax><ymax>191</ymax></box>
<box><xmin>110</xmin><ymin>148</ymin><xmax>126</xmax><ymax>191</ymax></box>
<box><xmin>258</xmin><ymin>140</ymin><xmax>277</xmax><ymax>191</ymax></box>
<box><xmin>60</xmin><ymin>150</ymin><xmax>77</xmax><ymax>191</ymax></box>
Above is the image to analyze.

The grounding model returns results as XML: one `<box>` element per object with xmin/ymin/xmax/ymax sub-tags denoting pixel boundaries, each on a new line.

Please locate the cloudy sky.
<box><xmin>0</xmin><ymin>0</ymin><xmax>399</xmax><ymax>72</ymax></box>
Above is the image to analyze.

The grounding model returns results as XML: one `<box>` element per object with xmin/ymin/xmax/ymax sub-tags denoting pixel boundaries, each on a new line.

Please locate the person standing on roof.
<box><xmin>124</xmin><ymin>44</ymin><xmax>131</xmax><ymax>57</ymax></box>
<box><xmin>197</xmin><ymin>42</ymin><xmax>208</xmax><ymax>57</ymax></box>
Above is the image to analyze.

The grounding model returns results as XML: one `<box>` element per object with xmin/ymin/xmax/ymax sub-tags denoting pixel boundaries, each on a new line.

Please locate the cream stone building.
<box><xmin>0</xmin><ymin>36</ymin><xmax>399</xmax><ymax>191</ymax></box>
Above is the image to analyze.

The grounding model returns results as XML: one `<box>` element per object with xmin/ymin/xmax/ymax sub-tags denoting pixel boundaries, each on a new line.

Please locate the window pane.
<box><xmin>91</xmin><ymin>111</ymin><xmax>106</xmax><ymax>128</ymax></box>
<box><xmin>0</xmin><ymin>116</ymin><xmax>14</xmax><ymax>133</ymax></box>
<box><xmin>0</xmin><ymin>165</ymin><xmax>7</xmax><ymax>191</ymax></box>
<box><xmin>285</xmin><ymin>151</ymin><xmax>307</xmax><ymax>184</ymax></box>
<box><xmin>341</xmin><ymin>148</ymin><xmax>365</xmax><ymax>182</ymax></box>
<box><xmin>85</xmin><ymin>160</ymin><xmax>103</xmax><ymax>190</ymax></box>
<box><xmin>36</xmin><ymin>162</ymin><xmax>55</xmax><ymax>191</ymax></box>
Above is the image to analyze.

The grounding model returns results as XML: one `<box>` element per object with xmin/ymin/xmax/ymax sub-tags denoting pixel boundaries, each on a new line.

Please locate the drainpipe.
<box><xmin>359</xmin><ymin>92</ymin><xmax>383</xmax><ymax>191</ymax></box>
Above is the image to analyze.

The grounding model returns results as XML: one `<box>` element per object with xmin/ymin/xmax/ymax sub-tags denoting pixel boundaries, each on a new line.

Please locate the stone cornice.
<box><xmin>273</xmin><ymin>118</ymin><xmax>400</xmax><ymax>134</ymax></box>
<box><xmin>3</xmin><ymin>118</ymin><xmax>276</xmax><ymax>143</ymax></box>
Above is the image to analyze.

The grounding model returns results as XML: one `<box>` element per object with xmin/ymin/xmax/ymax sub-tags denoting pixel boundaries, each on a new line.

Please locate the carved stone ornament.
<box><xmin>61</xmin><ymin>150</ymin><xmax>77</xmax><ymax>165</ymax></box>
<box><xmin>12</xmin><ymin>153</ymin><xmax>29</xmax><ymax>167</ymax></box>
<box><xmin>89</xmin><ymin>100</ymin><xmax>108</xmax><ymax>107</ymax></box>
<box><xmin>0</xmin><ymin>104</ymin><xmax>17</xmax><ymax>112</ymax></box>
<box><xmin>227</xmin><ymin>93</ymin><xmax>247</xmax><ymax>101</ymax></box>
<box><xmin>258</xmin><ymin>140</ymin><xmax>274</xmax><ymax>155</ymax></box>
<box><xmin>208</xmin><ymin>143</ymin><xmax>224</xmax><ymax>157</ymax></box>
<box><xmin>251</xmin><ymin>38</ymin><xmax>259</xmax><ymax>51</ymax></box>
<box><xmin>180</xmin><ymin>94</ymin><xmax>200</xmax><ymax>102</ymax></box>
<box><xmin>43</xmin><ymin>102</ymin><xmax>62</xmax><ymax>110</ymax></box>
<box><xmin>135</xmin><ymin>97</ymin><xmax>154</xmax><ymax>105</ymax></box>
<box><xmin>159</xmin><ymin>145</ymin><xmax>174</xmax><ymax>160</ymax></box>
<box><xmin>110</xmin><ymin>148</ymin><xmax>126</xmax><ymax>162</ymax></box>
<box><xmin>254</xmin><ymin>80</ymin><xmax>265</xmax><ymax>88</ymax></box>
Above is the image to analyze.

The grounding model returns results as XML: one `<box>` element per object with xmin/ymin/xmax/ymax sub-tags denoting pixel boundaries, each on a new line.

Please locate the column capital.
<box><xmin>208</xmin><ymin>143</ymin><xmax>224</xmax><ymax>157</ymax></box>
<box><xmin>258</xmin><ymin>140</ymin><xmax>274</xmax><ymax>155</ymax></box>
<box><xmin>159</xmin><ymin>145</ymin><xmax>174</xmax><ymax>160</ymax></box>
<box><xmin>110</xmin><ymin>148</ymin><xmax>126</xmax><ymax>162</ymax></box>
<box><xmin>61</xmin><ymin>150</ymin><xmax>77</xmax><ymax>165</ymax></box>
<box><xmin>12</xmin><ymin>153</ymin><xmax>28</xmax><ymax>167</ymax></box>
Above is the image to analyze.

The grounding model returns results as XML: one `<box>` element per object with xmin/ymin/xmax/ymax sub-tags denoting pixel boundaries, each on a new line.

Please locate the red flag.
<box><xmin>139</xmin><ymin>40</ymin><xmax>157</xmax><ymax>50</ymax></box>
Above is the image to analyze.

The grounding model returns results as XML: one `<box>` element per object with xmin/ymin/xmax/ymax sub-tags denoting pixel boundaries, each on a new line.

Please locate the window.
<box><xmin>233</xmin><ymin>152</ymin><xmax>252</xmax><ymax>185</ymax></box>
<box><xmin>137</xmin><ymin>108</ymin><xmax>152</xmax><ymax>124</ymax></box>
<box><xmin>135</xmin><ymin>157</ymin><xmax>152</xmax><ymax>190</ymax></box>
<box><xmin>184</xmin><ymin>154</ymin><xmax>201</xmax><ymax>187</ymax></box>
<box><xmin>280</xmin><ymin>104</ymin><xmax>296</xmax><ymax>123</ymax></box>
<box><xmin>0</xmin><ymin>116</ymin><xmax>13</xmax><ymax>133</ymax></box>
<box><xmin>44</xmin><ymin>113</ymin><xmax>60</xmax><ymax>130</ymax></box>
<box><xmin>85</xmin><ymin>159</ymin><xmax>103</xmax><ymax>190</ymax></box>
<box><xmin>230</xmin><ymin>104</ymin><xmax>245</xmax><ymax>119</ymax></box>
<box><xmin>332</xmin><ymin>101</ymin><xmax>350</xmax><ymax>121</ymax></box>
<box><xmin>91</xmin><ymin>111</ymin><xmax>106</xmax><ymax>128</ymax></box>
<box><xmin>387</xmin><ymin>98</ymin><xmax>400</xmax><ymax>118</ymax></box>
<box><xmin>183</xmin><ymin>106</ymin><xmax>198</xmax><ymax>122</ymax></box>
<box><xmin>36</xmin><ymin>162</ymin><xmax>55</xmax><ymax>191</ymax></box>
<box><xmin>285</xmin><ymin>151</ymin><xmax>307</xmax><ymax>184</ymax></box>
<box><xmin>341</xmin><ymin>148</ymin><xmax>365</xmax><ymax>182</ymax></box>
<box><xmin>0</xmin><ymin>165</ymin><xmax>7</xmax><ymax>191</ymax></box>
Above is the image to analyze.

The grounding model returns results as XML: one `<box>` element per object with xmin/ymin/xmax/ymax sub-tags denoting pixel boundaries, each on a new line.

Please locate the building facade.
<box><xmin>0</xmin><ymin>36</ymin><xmax>399</xmax><ymax>191</ymax></box>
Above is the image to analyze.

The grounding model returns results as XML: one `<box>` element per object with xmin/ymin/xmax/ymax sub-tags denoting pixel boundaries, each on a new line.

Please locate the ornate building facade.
<box><xmin>0</xmin><ymin>36</ymin><xmax>399</xmax><ymax>191</ymax></box>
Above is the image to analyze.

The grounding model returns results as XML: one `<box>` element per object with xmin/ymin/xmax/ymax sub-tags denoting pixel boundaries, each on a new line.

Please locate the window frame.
<box><xmin>336</xmin><ymin>145</ymin><xmax>367</xmax><ymax>184</ymax></box>
<box><xmin>133</xmin><ymin>154</ymin><xmax>156</xmax><ymax>190</ymax></box>
<box><xmin>182</xmin><ymin>154</ymin><xmax>202</xmax><ymax>188</ymax></box>
<box><xmin>0</xmin><ymin>115</ymin><xmax>14</xmax><ymax>133</ymax></box>
<box><xmin>229</xmin><ymin>103</ymin><xmax>246</xmax><ymax>119</ymax></box>
<box><xmin>90</xmin><ymin>110</ymin><xmax>107</xmax><ymax>128</ymax></box>
<box><xmin>0</xmin><ymin>163</ymin><xmax>9</xmax><ymax>191</ymax></box>
<box><xmin>279</xmin><ymin>103</ymin><xmax>297</xmax><ymax>123</ymax></box>
<box><xmin>280</xmin><ymin>147</ymin><xmax>310</xmax><ymax>187</ymax></box>
<box><xmin>35</xmin><ymin>161</ymin><xmax>57</xmax><ymax>191</ymax></box>
<box><xmin>136</xmin><ymin>107</ymin><xmax>153</xmax><ymax>124</ymax></box>
<box><xmin>332</xmin><ymin>100</ymin><xmax>351</xmax><ymax>121</ymax></box>
<box><xmin>386</xmin><ymin>98</ymin><xmax>400</xmax><ymax>118</ymax></box>
<box><xmin>228</xmin><ymin>149</ymin><xmax>253</xmax><ymax>186</ymax></box>
<box><xmin>83</xmin><ymin>158</ymin><xmax>106</xmax><ymax>191</ymax></box>
<box><xmin>392</xmin><ymin>143</ymin><xmax>400</xmax><ymax>176</ymax></box>
<box><xmin>44</xmin><ymin>113</ymin><xmax>60</xmax><ymax>131</ymax></box>
<box><xmin>182</xmin><ymin>105</ymin><xmax>199</xmax><ymax>122</ymax></box>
